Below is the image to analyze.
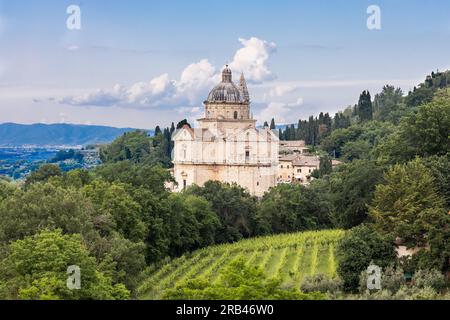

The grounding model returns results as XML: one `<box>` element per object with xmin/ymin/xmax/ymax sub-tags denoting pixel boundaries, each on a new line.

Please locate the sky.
<box><xmin>1</xmin><ymin>0</ymin><xmax>450</xmax><ymax>129</ymax></box>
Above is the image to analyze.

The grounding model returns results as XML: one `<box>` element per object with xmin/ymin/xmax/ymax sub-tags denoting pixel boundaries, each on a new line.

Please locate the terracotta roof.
<box><xmin>279</xmin><ymin>154</ymin><xmax>301</xmax><ymax>161</ymax></box>
<box><xmin>292</xmin><ymin>156</ymin><xmax>320</xmax><ymax>167</ymax></box>
<box><xmin>279</xmin><ymin>140</ymin><xmax>306</xmax><ymax>148</ymax></box>
<box><xmin>331</xmin><ymin>159</ymin><xmax>342</xmax><ymax>166</ymax></box>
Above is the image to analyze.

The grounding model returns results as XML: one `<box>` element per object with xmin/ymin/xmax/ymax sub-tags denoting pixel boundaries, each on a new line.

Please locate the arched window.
<box><xmin>234</xmin><ymin>111</ymin><xmax>238</xmax><ymax>119</ymax></box>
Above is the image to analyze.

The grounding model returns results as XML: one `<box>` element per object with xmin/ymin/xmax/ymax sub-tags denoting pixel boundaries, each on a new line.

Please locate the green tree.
<box><xmin>357</xmin><ymin>90</ymin><xmax>373</xmax><ymax>122</ymax></box>
<box><xmin>373</xmin><ymin>85</ymin><xmax>404</xmax><ymax>122</ymax></box>
<box><xmin>25</xmin><ymin>164</ymin><xmax>62</xmax><ymax>187</ymax></box>
<box><xmin>318</xmin><ymin>155</ymin><xmax>333</xmax><ymax>177</ymax></box>
<box><xmin>176</xmin><ymin>119</ymin><xmax>191</xmax><ymax>129</ymax></box>
<box><xmin>341</xmin><ymin>139</ymin><xmax>372</xmax><ymax>161</ymax></box>
<box><xmin>327</xmin><ymin>160</ymin><xmax>384</xmax><ymax>228</ymax></box>
<box><xmin>320</xmin><ymin>125</ymin><xmax>364</xmax><ymax>158</ymax></box>
<box><xmin>421</xmin><ymin>154</ymin><xmax>450</xmax><ymax>207</ymax></box>
<box><xmin>407</xmin><ymin>86</ymin><xmax>434</xmax><ymax>107</ymax></box>
<box><xmin>333</xmin><ymin>113</ymin><xmax>351</xmax><ymax>130</ymax></box>
<box><xmin>270</xmin><ymin>118</ymin><xmax>276</xmax><ymax>130</ymax></box>
<box><xmin>256</xmin><ymin>184</ymin><xmax>332</xmax><ymax>234</ymax></box>
<box><xmin>0</xmin><ymin>180</ymin><xmax>17</xmax><ymax>202</ymax></box>
<box><xmin>98</xmin><ymin>233</ymin><xmax>146</xmax><ymax>294</ymax></box>
<box><xmin>94</xmin><ymin>161</ymin><xmax>172</xmax><ymax>195</ymax></box>
<box><xmin>0</xmin><ymin>182</ymin><xmax>95</xmax><ymax>243</ymax></box>
<box><xmin>378</xmin><ymin>89</ymin><xmax>450</xmax><ymax>163</ymax></box>
<box><xmin>99</xmin><ymin>130</ymin><xmax>152</xmax><ymax>164</ymax></box>
<box><xmin>154</xmin><ymin>126</ymin><xmax>162</xmax><ymax>136</ymax></box>
<box><xmin>369</xmin><ymin>159</ymin><xmax>446</xmax><ymax>247</ymax></box>
<box><xmin>163</xmin><ymin>257</ymin><xmax>326</xmax><ymax>300</ymax></box>
<box><xmin>401</xmin><ymin>90</ymin><xmax>450</xmax><ymax>157</ymax></box>
<box><xmin>54</xmin><ymin>169</ymin><xmax>93</xmax><ymax>189</ymax></box>
<box><xmin>0</xmin><ymin>180</ymin><xmax>147</xmax><ymax>295</ymax></box>
<box><xmin>336</xmin><ymin>224</ymin><xmax>396</xmax><ymax>292</ymax></box>
<box><xmin>182</xmin><ymin>194</ymin><xmax>220</xmax><ymax>247</ymax></box>
<box><xmin>0</xmin><ymin>229</ymin><xmax>129</xmax><ymax>300</ymax></box>
<box><xmin>164</xmin><ymin>193</ymin><xmax>219</xmax><ymax>256</ymax></box>
<box><xmin>185</xmin><ymin>181</ymin><xmax>258</xmax><ymax>243</ymax></box>
<box><xmin>83</xmin><ymin>180</ymin><xmax>147</xmax><ymax>242</ymax></box>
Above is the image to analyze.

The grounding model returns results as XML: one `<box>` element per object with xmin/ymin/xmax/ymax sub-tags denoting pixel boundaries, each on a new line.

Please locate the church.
<box><xmin>171</xmin><ymin>66</ymin><xmax>279</xmax><ymax>196</ymax></box>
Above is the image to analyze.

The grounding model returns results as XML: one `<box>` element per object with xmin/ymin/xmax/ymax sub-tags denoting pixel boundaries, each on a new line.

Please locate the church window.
<box><xmin>281</xmin><ymin>165</ymin><xmax>283</xmax><ymax>169</ymax></box>
<box><xmin>297</xmin><ymin>169</ymin><xmax>302</xmax><ymax>173</ymax></box>
<box><xmin>183</xmin><ymin>180</ymin><xmax>187</xmax><ymax>190</ymax></box>
<box><xmin>182</xmin><ymin>145</ymin><xmax>187</xmax><ymax>159</ymax></box>
<box><xmin>245</xmin><ymin>151</ymin><xmax>250</xmax><ymax>160</ymax></box>
<box><xmin>234</xmin><ymin>111</ymin><xmax>238</xmax><ymax>119</ymax></box>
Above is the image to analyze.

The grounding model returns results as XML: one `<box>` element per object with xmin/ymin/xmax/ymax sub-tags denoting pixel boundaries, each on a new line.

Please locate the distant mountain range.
<box><xmin>0</xmin><ymin>123</ymin><xmax>151</xmax><ymax>147</ymax></box>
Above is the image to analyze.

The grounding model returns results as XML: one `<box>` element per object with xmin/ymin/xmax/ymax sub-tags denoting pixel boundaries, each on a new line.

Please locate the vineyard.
<box><xmin>138</xmin><ymin>229</ymin><xmax>344</xmax><ymax>299</ymax></box>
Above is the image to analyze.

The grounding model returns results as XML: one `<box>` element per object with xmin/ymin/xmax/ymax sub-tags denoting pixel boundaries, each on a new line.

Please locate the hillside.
<box><xmin>138</xmin><ymin>229</ymin><xmax>344</xmax><ymax>299</ymax></box>
<box><xmin>0</xmin><ymin>123</ymin><xmax>150</xmax><ymax>147</ymax></box>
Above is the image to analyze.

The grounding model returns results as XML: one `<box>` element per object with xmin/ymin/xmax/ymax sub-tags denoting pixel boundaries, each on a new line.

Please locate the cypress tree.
<box><xmin>357</xmin><ymin>90</ymin><xmax>373</xmax><ymax>122</ymax></box>
<box><xmin>270</xmin><ymin>118</ymin><xmax>276</xmax><ymax>130</ymax></box>
<box><xmin>155</xmin><ymin>126</ymin><xmax>162</xmax><ymax>136</ymax></box>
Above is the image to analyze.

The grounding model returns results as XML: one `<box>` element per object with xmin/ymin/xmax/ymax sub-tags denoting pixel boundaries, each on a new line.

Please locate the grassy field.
<box><xmin>138</xmin><ymin>229</ymin><xmax>344</xmax><ymax>299</ymax></box>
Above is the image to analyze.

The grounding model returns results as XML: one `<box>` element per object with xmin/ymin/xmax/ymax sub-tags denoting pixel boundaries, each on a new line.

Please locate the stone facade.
<box><xmin>172</xmin><ymin>66</ymin><xmax>279</xmax><ymax>197</ymax></box>
<box><xmin>278</xmin><ymin>154</ymin><xmax>342</xmax><ymax>185</ymax></box>
<box><xmin>279</xmin><ymin>140</ymin><xmax>310</xmax><ymax>155</ymax></box>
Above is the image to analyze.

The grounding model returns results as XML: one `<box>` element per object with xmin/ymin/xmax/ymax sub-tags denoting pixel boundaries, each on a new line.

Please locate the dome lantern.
<box><xmin>222</xmin><ymin>65</ymin><xmax>232</xmax><ymax>83</ymax></box>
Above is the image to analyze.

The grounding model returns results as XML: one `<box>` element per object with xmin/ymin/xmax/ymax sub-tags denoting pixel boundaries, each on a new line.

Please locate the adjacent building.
<box><xmin>278</xmin><ymin>153</ymin><xmax>342</xmax><ymax>184</ymax></box>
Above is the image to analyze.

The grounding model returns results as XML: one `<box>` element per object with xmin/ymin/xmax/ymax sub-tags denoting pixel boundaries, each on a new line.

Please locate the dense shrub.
<box><xmin>336</xmin><ymin>224</ymin><xmax>396</xmax><ymax>292</ymax></box>
<box><xmin>300</xmin><ymin>274</ymin><xmax>343</xmax><ymax>294</ymax></box>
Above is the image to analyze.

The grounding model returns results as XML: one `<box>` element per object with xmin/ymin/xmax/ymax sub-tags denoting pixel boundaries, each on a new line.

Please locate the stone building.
<box><xmin>172</xmin><ymin>66</ymin><xmax>279</xmax><ymax>197</ymax></box>
<box><xmin>278</xmin><ymin>154</ymin><xmax>342</xmax><ymax>185</ymax></box>
<box><xmin>279</xmin><ymin>140</ymin><xmax>310</xmax><ymax>155</ymax></box>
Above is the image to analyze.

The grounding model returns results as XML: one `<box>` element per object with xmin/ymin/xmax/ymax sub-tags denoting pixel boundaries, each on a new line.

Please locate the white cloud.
<box><xmin>61</xmin><ymin>74</ymin><xmax>178</xmax><ymax>108</ymax></box>
<box><xmin>61</xmin><ymin>84</ymin><xmax>126</xmax><ymax>107</ymax></box>
<box><xmin>60</xmin><ymin>59</ymin><xmax>218</xmax><ymax>108</ymax></box>
<box><xmin>265</xmin><ymin>83</ymin><xmax>300</xmax><ymax>99</ymax></box>
<box><xmin>128</xmin><ymin>74</ymin><xmax>177</xmax><ymax>106</ymax></box>
<box><xmin>229</xmin><ymin>37</ymin><xmax>276</xmax><ymax>83</ymax></box>
<box><xmin>177</xmin><ymin>59</ymin><xmax>218</xmax><ymax>104</ymax></box>
<box><xmin>60</xmin><ymin>37</ymin><xmax>277</xmax><ymax>108</ymax></box>
<box><xmin>66</xmin><ymin>45</ymin><xmax>80</xmax><ymax>51</ymax></box>
<box><xmin>176</xmin><ymin>106</ymin><xmax>203</xmax><ymax>127</ymax></box>
<box><xmin>256</xmin><ymin>98</ymin><xmax>304</xmax><ymax>124</ymax></box>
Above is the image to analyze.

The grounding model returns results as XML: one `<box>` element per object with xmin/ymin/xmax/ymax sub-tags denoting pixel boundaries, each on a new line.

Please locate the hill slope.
<box><xmin>138</xmin><ymin>229</ymin><xmax>344</xmax><ymax>299</ymax></box>
<box><xmin>0</xmin><ymin>123</ymin><xmax>149</xmax><ymax>146</ymax></box>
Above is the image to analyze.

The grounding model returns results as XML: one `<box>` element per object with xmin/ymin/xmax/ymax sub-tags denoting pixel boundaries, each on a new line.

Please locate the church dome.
<box><xmin>206</xmin><ymin>66</ymin><xmax>242</xmax><ymax>103</ymax></box>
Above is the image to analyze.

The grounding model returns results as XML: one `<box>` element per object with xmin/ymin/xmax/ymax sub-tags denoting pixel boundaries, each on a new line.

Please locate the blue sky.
<box><xmin>1</xmin><ymin>0</ymin><xmax>450</xmax><ymax>128</ymax></box>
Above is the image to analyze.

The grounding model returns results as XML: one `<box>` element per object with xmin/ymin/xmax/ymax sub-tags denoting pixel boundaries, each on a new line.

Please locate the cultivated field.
<box><xmin>138</xmin><ymin>229</ymin><xmax>345</xmax><ymax>299</ymax></box>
